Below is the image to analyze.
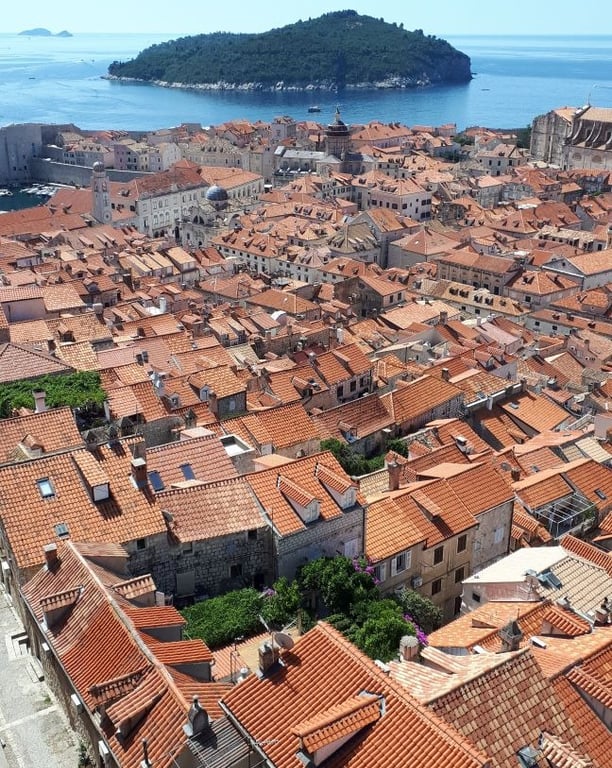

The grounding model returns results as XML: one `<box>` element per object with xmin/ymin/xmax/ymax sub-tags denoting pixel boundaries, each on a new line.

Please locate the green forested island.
<box><xmin>107</xmin><ymin>10</ymin><xmax>471</xmax><ymax>91</ymax></box>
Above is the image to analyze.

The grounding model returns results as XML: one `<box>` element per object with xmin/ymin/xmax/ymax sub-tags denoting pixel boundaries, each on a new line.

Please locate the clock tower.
<box><xmin>91</xmin><ymin>161</ymin><xmax>112</xmax><ymax>224</ymax></box>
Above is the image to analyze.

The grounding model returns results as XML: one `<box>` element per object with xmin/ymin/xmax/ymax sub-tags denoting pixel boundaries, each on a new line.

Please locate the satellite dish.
<box><xmin>273</xmin><ymin>632</ymin><xmax>295</xmax><ymax>650</ymax></box>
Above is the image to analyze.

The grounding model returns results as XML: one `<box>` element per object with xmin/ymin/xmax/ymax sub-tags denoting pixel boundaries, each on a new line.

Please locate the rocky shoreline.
<box><xmin>103</xmin><ymin>73</ymin><xmax>468</xmax><ymax>92</ymax></box>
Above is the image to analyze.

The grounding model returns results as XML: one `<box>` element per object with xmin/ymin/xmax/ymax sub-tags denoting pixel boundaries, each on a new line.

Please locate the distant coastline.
<box><xmin>103</xmin><ymin>74</ymin><xmax>448</xmax><ymax>93</ymax></box>
<box><xmin>19</xmin><ymin>28</ymin><xmax>72</xmax><ymax>37</ymax></box>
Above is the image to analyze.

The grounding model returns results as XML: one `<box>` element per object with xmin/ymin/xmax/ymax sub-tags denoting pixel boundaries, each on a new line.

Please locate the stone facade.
<box><xmin>530</xmin><ymin>108</ymin><xmax>574</xmax><ymax>166</ymax></box>
<box><xmin>472</xmin><ymin>500</ymin><xmax>514</xmax><ymax>573</ymax></box>
<box><xmin>274</xmin><ymin>505</ymin><xmax>364</xmax><ymax>580</ymax></box>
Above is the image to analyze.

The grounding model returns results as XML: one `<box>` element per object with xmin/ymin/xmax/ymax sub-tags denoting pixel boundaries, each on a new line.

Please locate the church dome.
<box><xmin>92</xmin><ymin>161</ymin><xmax>105</xmax><ymax>172</ymax></box>
<box><xmin>206</xmin><ymin>185</ymin><xmax>229</xmax><ymax>202</ymax></box>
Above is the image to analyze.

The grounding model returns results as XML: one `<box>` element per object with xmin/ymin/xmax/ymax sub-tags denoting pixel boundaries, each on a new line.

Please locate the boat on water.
<box><xmin>0</xmin><ymin>189</ymin><xmax>13</xmax><ymax>197</ymax></box>
<box><xmin>308</xmin><ymin>106</ymin><xmax>321</xmax><ymax>113</ymax></box>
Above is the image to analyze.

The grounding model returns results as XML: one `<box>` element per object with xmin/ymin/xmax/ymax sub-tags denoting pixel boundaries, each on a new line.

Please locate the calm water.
<box><xmin>0</xmin><ymin>33</ymin><xmax>611</xmax><ymax>131</ymax></box>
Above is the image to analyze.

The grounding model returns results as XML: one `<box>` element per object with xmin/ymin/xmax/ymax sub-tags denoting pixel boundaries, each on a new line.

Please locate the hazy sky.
<box><xmin>6</xmin><ymin>0</ymin><xmax>612</xmax><ymax>36</ymax></box>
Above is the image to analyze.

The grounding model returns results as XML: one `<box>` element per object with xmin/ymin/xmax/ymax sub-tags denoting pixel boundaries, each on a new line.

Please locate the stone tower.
<box><xmin>91</xmin><ymin>161</ymin><xmax>112</xmax><ymax>224</ymax></box>
<box><xmin>325</xmin><ymin>107</ymin><xmax>350</xmax><ymax>159</ymax></box>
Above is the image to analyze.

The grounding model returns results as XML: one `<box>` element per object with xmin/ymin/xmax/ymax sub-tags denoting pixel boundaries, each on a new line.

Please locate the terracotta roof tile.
<box><xmin>223</xmin><ymin>622</ymin><xmax>489</xmax><ymax>768</ymax></box>
<box><xmin>0</xmin><ymin>440</ymin><xmax>167</xmax><ymax>570</ymax></box>
<box><xmin>0</xmin><ymin>342</ymin><xmax>73</xmax><ymax>383</ymax></box>
<box><xmin>157</xmin><ymin>477</ymin><xmax>265</xmax><ymax>542</ymax></box>
<box><xmin>244</xmin><ymin>452</ymin><xmax>360</xmax><ymax>537</ymax></box>
<box><xmin>292</xmin><ymin>694</ymin><xmax>382</xmax><ymax>753</ymax></box>
<box><xmin>428</xmin><ymin>650</ymin><xmax>589</xmax><ymax>768</ymax></box>
<box><xmin>551</xmin><ymin>677</ymin><xmax>610</xmax><ymax>768</ymax></box>
<box><xmin>0</xmin><ymin>407</ymin><xmax>82</xmax><ymax>463</ymax></box>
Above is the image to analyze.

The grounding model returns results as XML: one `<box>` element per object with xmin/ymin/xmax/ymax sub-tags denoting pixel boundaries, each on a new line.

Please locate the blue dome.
<box><xmin>206</xmin><ymin>185</ymin><xmax>229</xmax><ymax>202</ymax></box>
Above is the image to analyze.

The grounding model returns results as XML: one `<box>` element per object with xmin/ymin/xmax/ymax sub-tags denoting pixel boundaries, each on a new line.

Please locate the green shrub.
<box><xmin>182</xmin><ymin>588</ymin><xmax>263</xmax><ymax>648</ymax></box>
<box><xmin>0</xmin><ymin>371</ymin><xmax>106</xmax><ymax>419</ymax></box>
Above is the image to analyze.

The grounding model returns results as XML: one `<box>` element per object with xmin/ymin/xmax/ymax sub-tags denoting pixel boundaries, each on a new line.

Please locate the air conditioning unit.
<box><xmin>411</xmin><ymin>575</ymin><xmax>423</xmax><ymax>588</ymax></box>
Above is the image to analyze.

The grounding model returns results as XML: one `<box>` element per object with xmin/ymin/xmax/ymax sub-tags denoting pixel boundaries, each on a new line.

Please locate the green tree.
<box><xmin>353</xmin><ymin>601</ymin><xmax>416</xmax><ymax>661</ymax></box>
<box><xmin>386</xmin><ymin>438</ymin><xmax>409</xmax><ymax>457</ymax></box>
<box><xmin>260</xmin><ymin>577</ymin><xmax>301</xmax><ymax>629</ymax></box>
<box><xmin>395</xmin><ymin>588</ymin><xmax>443</xmax><ymax>634</ymax></box>
<box><xmin>0</xmin><ymin>371</ymin><xmax>106</xmax><ymax>419</ymax></box>
<box><xmin>298</xmin><ymin>556</ymin><xmax>378</xmax><ymax>617</ymax></box>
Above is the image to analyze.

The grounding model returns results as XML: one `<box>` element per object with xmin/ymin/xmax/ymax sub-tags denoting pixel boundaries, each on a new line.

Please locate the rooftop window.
<box><xmin>148</xmin><ymin>470</ymin><xmax>165</xmax><ymax>492</ymax></box>
<box><xmin>37</xmin><ymin>478</ymin><xmax>55</xmax><ymax>499</ymax></box>
<box><xmin>180</xmin><ymin>463</ymin><xmax>195</xmax><ymax>481</ymax></box>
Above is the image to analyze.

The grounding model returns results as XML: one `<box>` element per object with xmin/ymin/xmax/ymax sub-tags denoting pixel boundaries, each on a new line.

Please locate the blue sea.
<box><xmin>0</xmin><ymin>32</ymin><xmax>611</xmax><ymax>131</ymax></box>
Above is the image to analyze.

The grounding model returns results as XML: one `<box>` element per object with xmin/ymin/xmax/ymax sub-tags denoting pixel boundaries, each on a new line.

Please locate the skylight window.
<box><xmin>180</xmin><ymin>463</ymin><xmax>195</xmax><ymax>481</ymax></box>
<box><xmin>37</xmin><ymin>478</ymin><xmax>55</xmax><ymax>498</ymax></box>
<box><xmin>594</xmin><ymin>488</ymin><xmax>607</xmax><ymax>501</ymax></box>
<box><xmin>54</xmin><ymin>522</ymin><xmax>69</xmax><ymax>538</ymax></box>
<box><xmin>148</xmin><ymin>471</ymin><xmax>165</xmax><ymax>492</ymax></box>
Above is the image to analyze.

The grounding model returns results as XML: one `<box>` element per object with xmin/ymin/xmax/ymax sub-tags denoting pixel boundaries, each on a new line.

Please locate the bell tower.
<box><xmin>91</xmin><ymin>161</ymin><xmax>112</xmax><ymax>224</ymax></box>
<box><xmin>325</xmin><ymin>107</ymin><xmax>350</xmax><ymax>159</ymax></box>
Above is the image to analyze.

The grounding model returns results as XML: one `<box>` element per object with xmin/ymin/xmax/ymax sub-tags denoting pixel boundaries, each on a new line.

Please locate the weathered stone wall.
<box><xmin>275</xmin><ymin>506</ymin><xmax>364</xmax><ymax>579</ymax></box>
<box><xmin>29</xmin><ymin>157</ymin><xmax>146</xmax><ymax>186</ymax></box>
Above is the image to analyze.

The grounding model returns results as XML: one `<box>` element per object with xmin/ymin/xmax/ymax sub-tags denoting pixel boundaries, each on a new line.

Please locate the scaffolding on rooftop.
<box><xmin>527</xmin><ymin>490</ymin><xmax>596</xmax><ymax>540</ymax></box>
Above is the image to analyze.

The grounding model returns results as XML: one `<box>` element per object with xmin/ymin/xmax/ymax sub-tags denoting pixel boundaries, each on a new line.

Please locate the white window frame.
<box><xmin>373</xmin><ymin>562</ymin><xmax>387</xmax><ymax>583</ymax></box>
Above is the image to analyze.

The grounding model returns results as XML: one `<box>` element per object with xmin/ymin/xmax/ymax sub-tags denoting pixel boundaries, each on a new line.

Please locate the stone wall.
<box><xmin>29</xmin><ymin>157</ymin><xmax>147</xmax><ymax>186</ymax></box>
<box><xmin>472</xmin><ymin>500</ymin><xmax>514</xmax><ymax>573</ymax></box>
<box><xmin>275</xmin><ymin>505</ymin><xmax>364</xmax><ymax>579</ymax></box>
<box><xmin>127</xmin><ymin>529</ymin><xmax>274</xmax><ymax>598</ymax></box>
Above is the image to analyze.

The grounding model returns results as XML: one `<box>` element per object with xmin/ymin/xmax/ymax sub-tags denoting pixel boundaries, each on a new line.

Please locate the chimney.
<box><xmin>387</xmin><ymin>457</ymin><xmax>401</xmax><ymax>491</ymax></box>
<box><xmin>43</xmin><ymin>543</ymin><xmax>59</xmax><ymax>570</ymax></box>
<box><xmin>184</xmin><ymin>696</ymin><xmax>209</xmax><ymax>737</ymax></box>
<box><xmin>399</xmin><ymin>635</ymin><xmax>419</xmax><ymax>661</ymax></box>
<box><xmin>441</xmin><ymin>367</ymin><xmax>450</xmax><ymax>382</ymax></box>
<box><xmin>498</xmin><ymin>619</ymin><xmax>523</xmax><ymax>652</ymax></box>
<box><xmin>258</xmin><ymin>641</ymin><xmax>279</xmax><ymax>675</ymax></box>
<box><xmin>33</xmin><ymin>390</ymin><xmax>47</xmax><ymax>413</ymax></box>
<box><xmin>131</xmin><ymin>457</ymin><xmax>148</xmax><ymax>490</ymax></box>
<box><xmin>510</xmin><ymin>468</ymin><xmax>521</xmax><ymax>482</ymax></box>
<box><xmin>439</xmin><ymin>310</ymin><xmax>448</xmax><ymax>325</ymax></box>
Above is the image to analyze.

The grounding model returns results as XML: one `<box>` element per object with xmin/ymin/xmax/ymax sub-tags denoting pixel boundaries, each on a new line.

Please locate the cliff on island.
<box><xmin>107</xmin><ymin>10</ymin><xmax>472</xmax><ymax>92</ymax></box>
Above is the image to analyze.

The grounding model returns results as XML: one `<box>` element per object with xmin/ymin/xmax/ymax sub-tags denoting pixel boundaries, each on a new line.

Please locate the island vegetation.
<box><xmin>108</xmin><ymin>10</ymin><xmax>471</xmax><ymax>91</ymax></box>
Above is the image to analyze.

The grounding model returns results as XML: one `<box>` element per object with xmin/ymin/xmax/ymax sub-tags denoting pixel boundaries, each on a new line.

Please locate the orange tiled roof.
<box><xmin>0</xmin><ymin>406</ymin><xmax>82</xmax><ymax>463</ymax></box>
<box><xmin>292</xmin><ymin>694</ymin><xmax>382</xmax><ymax>753</ymax></box>
<box><xmin>0</xmin><ymin>440</ymin><xmax>167</xmax><ymax>570</ymax></box>
<box><xmin>244</xmin><ymin>452</ymin><xmax>360</xmax><ymax>537</ymax></box>
<box><xmin>382</xmin><ymin>375</ymin><xmax>463</xmax><ymax>425</ymax></box>
<box><xmin>20</xmin><ymin>541</ymin><xmax>214</xmax><ymax>768</ymax></box>
<box><xmin>428</xmin><ymin>649</ymin><xmax>595</xmax><ymax>768</ymax></box>
<box><xmin>157</xmin><ymin>477</ymin><xmax>265</xmax><ymax>542</ymax></box>
<box><xmin>223</xmin><ymin>622</ymin><xmax>489</xmax><ymax>768</ymax></box>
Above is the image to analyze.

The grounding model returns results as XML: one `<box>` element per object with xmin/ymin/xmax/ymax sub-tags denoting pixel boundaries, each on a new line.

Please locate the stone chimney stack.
<box><xmin>399</xmin><ymin>635</ymin><xmax>419</xmax><ymax>661</ymax></box>
<box><xmin>33</xmin><ymin>390</ymin><xmax>47</xmax><ymax>413</ymax></box>
<box><xmin>441</xmin><ymin>368</ymin><xmax>450</xmax><ymax>382</ymax></box>
<box><xmin>131</xmin><ymin>457</ymin><xmax>148</xmax><ymax>490</ymax></box>
<box><xmin>43</xmin><ymin>542</ymin><xmax>59</xmax><ymax>570</ymax></box>
<box><xmin>387</xmin><ymin>456</ymin><xmax>401</xmax><ymax>491</ymax></box>
<box><xmin>258</xmin><ymin>641</ymin><xmax>279</xmax><ymax>675</ymax></box>
<box><xmin>499</xmin><ymin>619</ymin><xmax>523</xmax><ymax>652</ymax></box>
